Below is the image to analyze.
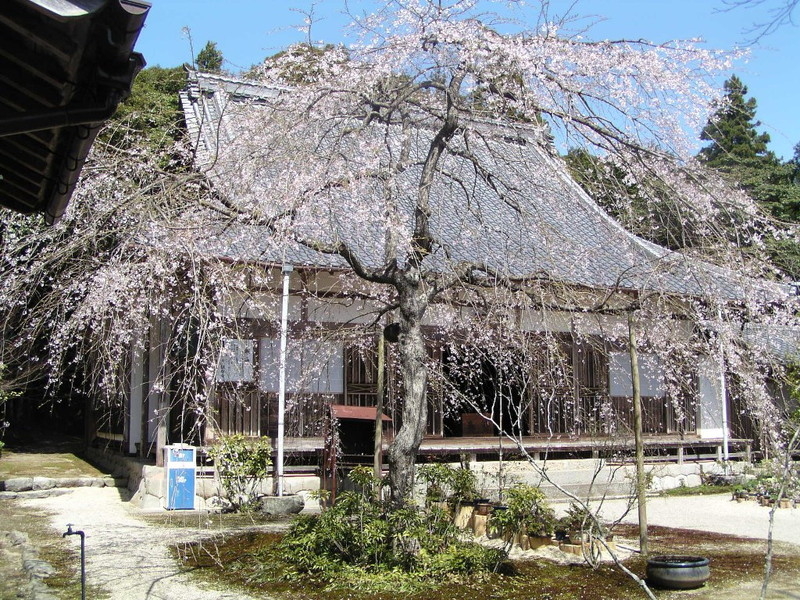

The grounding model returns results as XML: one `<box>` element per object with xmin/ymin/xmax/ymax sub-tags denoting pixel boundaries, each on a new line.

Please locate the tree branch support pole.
<box><xmin>374</xmin><ymin>330</ymin><xmax>385</xmax><ymax>488</ymax></box>
<box><xmin>276</xmin><ymin>264</ymin><xmax>293</xmax><ymax>497</ymax></box>
<box><xmin>628</xmin><ymin>311</ymin><xmax>648</xmax><ymax>556</ymax></box>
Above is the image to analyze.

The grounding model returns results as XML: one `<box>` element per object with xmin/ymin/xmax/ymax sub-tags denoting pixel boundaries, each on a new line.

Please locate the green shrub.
<box><xmin>279</xmin><ymin>467</ymin><xmax>506</xmax><ymax>581</ymax></box>
<box><xmin>417</xmin><ymin>463</ymin><xmax>478</xmax><ymax>504</ymax></box>
<box><xmin>490</xmin><ymin>484</ymin><xmax>555</xmax><ymax>539</ymax></box>
<box><xmin>207</xmin><ymin>434</ymin><xmax>272</xmax><ymax>512</ymax></box>
<box><xmin>557</xmin><ymin>503</ymin><xmax>608</xmax><ymax>538</ymax></box>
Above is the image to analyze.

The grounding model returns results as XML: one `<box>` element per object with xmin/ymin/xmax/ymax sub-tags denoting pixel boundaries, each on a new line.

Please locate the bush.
<box><xmin>279</xmin><ymin>467</ymin><xmax>506</xmax><ymax>581</ymax></box>
<box><xmin>207</xmin><ymin>434</ymin><xmax>272</xmax><ymax>512</ymax></box>
<box><xmin>557</xmin><ymin>502</ymin><xmax>608</xmax><ymax>539</ymax></box>
<box><xmin>490</xmin><ymin>484</ymin><xmax>556</xmax><ymax>540</ymax></box>
<box><xmin>417</xmin><ymin>463</ymin><xmax>478</xmax><ymax>504</ymax></box>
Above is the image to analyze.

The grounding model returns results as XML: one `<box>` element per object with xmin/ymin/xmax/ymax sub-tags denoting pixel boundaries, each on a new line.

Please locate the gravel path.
<box><xmin>597</xmin><ymin>493</ymin><xmax>800</xmax><ymax>545</ymax></box>
<box><xmin>18</xmin><ymin>487</ymin><xmax>269</xmax><ymax>600</ymax></box>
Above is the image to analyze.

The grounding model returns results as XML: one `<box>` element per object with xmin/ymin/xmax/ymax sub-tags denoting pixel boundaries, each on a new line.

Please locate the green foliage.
<box><xmin>557</xmin><ymin>503</ymin><xmax>608</xmax><ymax>538</ymax></box>
<box><xmin>208</xmin><ymin>434</ymin><xmax>272</xmax><ymax>511</ymax></box>
<box><xmin>196</xmin><ymin>41</ymin><xmax>224</xmax><ymax>72</ymax></box>
<box><xmin>697</xmin><ymin>75</ymin><xmax>800</xmax><ymax>277</ymax></box>
<box><xmin>785</xmin><ymin>362</ymin><xmax>800</xmax><ymax>405</ymax></box>
<box><xmin>564</xmin><ymin>148</ymin><xmax>724</xmax><ymax>252</ymax></box>
<box><xmin>733</xmin><ymin>467</ymin><xmax>799</xmax><ymax>500</ymax></box>
<box><xmin>102</xmin><ymin>66</ymin><xmax>188</xmax><ymax>158</ymax></box>
<box><xmin>489</xmin><ymin>484</ymin><xmax>556</xmax><ymax>539</ymax></box>
<box><xmin>699</xmin><ymin>75</ymin><xmax>772</xmax><ymax>165</ymax></box>
<box><xmin>663</xmin><ymin>482</ymin><xmax>737</xmax><ymax>497</ymax></box>
<box><xmin>279</xmin><ymin>467</ymin><xmax>505</xmax><ymax>583</ymax></box>
<box><xmin>417</xmin><ymin>463</ymin><xmax>478</xmax><ymax>504</ymax></box>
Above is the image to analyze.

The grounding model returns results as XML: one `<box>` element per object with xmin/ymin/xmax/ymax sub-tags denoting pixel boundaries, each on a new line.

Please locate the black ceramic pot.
<box><xmin>647</xmin><ymin>555</ymin><xmax>710</xmax><ymax>589</ymax></box>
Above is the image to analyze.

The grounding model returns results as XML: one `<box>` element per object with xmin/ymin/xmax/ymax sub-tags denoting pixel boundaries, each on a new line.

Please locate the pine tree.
<box><xmin>196</xmin><ymin>41</ymin><xmax>224</xmax><ymax>73</ymax></box>
<box><xmin>698</xmin><ymin>76</ymin><xmax>800</xmax><ymax>278</ymax></box>
<box><xmin>699</xmin><ymin>75</ymin><xmax>772</xmax><ymax>166</ymax></box>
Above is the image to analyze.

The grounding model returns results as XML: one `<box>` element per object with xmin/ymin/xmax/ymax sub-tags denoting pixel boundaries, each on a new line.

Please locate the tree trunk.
<box><xmin>387</xmin><ymin>276</ymin><xmax>429</xmax><ymax>504</ymax></box>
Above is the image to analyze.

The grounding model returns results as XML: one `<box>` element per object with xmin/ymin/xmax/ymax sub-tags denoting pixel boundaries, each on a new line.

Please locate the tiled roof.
<box><xmin>181</xmin><ymin>71</ymin><xmax>787</xmax><ymax>304</ymax></box>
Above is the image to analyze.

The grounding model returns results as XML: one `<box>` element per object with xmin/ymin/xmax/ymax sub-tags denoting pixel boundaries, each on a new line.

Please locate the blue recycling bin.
<box><xmin>164</xmin><ymin>445</ymin><xmax>196</xmax><ymax>510</ymax></box>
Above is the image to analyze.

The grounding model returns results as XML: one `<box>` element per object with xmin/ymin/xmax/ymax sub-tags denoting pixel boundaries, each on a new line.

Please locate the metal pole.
<box><xmin>716</xmin><ymin>307</ymin><xmax>730</xmax><ymax>467</ymax></box>
<box><xmin>277</xmin><ymin>264</ymin><xmax>293</xmax><ymax>497</ymax></box>
<box><xmin>63</xmin><ymin>524</ymin><xmax>85</xmax><ymax>600</ymax></box>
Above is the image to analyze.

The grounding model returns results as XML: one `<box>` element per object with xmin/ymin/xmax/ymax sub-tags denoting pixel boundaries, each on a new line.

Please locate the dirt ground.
<box><xmin>2</xmin><ymin>487</ymin><xmax>797</xmax><ymax>600</ymax></box>
<box><xmin>1</xmin><ymin>443</ymin><xmax>799</xmax><ymax>600</ymax></box>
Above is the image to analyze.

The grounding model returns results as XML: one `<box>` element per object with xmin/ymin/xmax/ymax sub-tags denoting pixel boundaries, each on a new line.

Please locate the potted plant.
<box><xmin>418</xmin><ymin>463</ymin><xmax>452</xmax><ymax>509</ymax></box>
<box><xmin>418</xmin><ymin>463</ymin><xmax>479</xmax><ymax>527</ymax></box>
<box><xmin>558</xmin><ymin>503</ymin><xmax>610</xmax><ymax>545</ymax></box>
<box><xmin>489</xmin><ymin>484</ymin><xmax>555</xmax><ymax>550</ymax></box>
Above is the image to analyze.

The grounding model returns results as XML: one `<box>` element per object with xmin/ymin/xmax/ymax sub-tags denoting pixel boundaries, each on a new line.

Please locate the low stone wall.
<box><xmin>434</xmin><ymin>458</ymin><xmax>738</xmax><ymax>503</ymax></box>
<box><xmin>84</xmin><ymin>446</ymin><xmax>740</xmax><ymax>511</ymax></box>
<box><xmin>0</xmin><ymin>475</ymin><xmax>125</xmax><ymax>495</ymax></box>
<box><xmin>85</xmin><ymin>447</ymin><xmax>319</xmax><ymax>511</ymax></box>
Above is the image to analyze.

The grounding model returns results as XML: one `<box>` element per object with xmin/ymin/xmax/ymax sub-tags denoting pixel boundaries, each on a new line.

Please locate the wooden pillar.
<box><xmin>152</xmin><ymin>317</ymin><xmax>170</xmax><ymax>467</ymax></box>
<box><xmin>374</xmin><ymin>332</ymin><xmax>385</xmax><ymax>483</ymax></box>
<box><xmin>628</xmin><ymin>311</ymin><xmax>648</xmax><ymax>556</ymax></box>
<box><xmin>128</xmin><ymin>340</ymin><xmax>145</xmax><ymax>456</ymax></box>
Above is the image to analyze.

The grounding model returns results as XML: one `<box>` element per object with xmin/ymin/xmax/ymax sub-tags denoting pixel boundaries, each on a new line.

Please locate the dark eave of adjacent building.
<box><xmin>0</xmin><ymin>0</ymin><xmax>150</xmax><ymax>224</ymax></box>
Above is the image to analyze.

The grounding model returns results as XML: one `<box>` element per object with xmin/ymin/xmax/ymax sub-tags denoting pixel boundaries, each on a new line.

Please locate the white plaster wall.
<box><xmin>306</xmin><ymin>297</ymin><xmax>378</xmax><ymax>324</ymax></box>
<box><xmin>698</xmin><ymin>357</ymin><xmax>725</xmax><ymax>439</ymax></box>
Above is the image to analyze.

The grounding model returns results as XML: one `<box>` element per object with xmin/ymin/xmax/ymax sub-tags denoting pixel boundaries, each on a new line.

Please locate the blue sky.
<box><xmin>136</xmin><ymin>1</ymin><xmax>799</xmax><ymax>160</ymax></box>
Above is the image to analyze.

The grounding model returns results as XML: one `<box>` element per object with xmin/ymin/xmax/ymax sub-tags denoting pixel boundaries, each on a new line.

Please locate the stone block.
<box><xmin>195</xmin><ymin>478</ymin><xmax>221</xmax><ymax>499</ymax></box>
<box><xmin>145</xmin><ymin>471</ymin><xmax>165</xmax><ymax>498</ymax></box>
<box><xmin>472</xmin><ymin>513</ymin><xmax>489</xmax><ymax>537</ymax></box>
<box><xmin>685</xmin><ymin>473</ymin><xmax>702</xmax><ymax>487</ymax></box>
<box><xmin>4</xmin><ymin>478</ymin><xmax>33</xmax><ymax>492</ymax></box>
<box><xmin>53</xmin><ymin>478</ymin><xmax>78</xmax><ymax>488</ymax></box>
<box><xmin>23</xmin><ymin>558</ymin><xmax>55</xmax><ymax>578</ymax></box>
<box><xmin>259</xmin><ymin>494</ymin><xmax>305</xmax><ymax>515</ymax></box>
<box><xmin>31</xmin><ymin>478</ymin><xmax>56</xmax><ymax>491</ymax></box>
<box><xmin>139</xmin><ymin>493</ymin><xmax>164</xmax><ymax>512</ymax></box>
<box><xmin>453</xmin><ymin>505</ymin><xmax>474</xmax><ymax>530</ymax></box>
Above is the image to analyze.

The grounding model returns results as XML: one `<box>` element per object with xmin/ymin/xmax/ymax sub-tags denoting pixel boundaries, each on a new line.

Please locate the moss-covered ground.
<box><xmin>174</xmin><ymin>524</ymin><xmax>800</xmax><ymax>600</ymax></box>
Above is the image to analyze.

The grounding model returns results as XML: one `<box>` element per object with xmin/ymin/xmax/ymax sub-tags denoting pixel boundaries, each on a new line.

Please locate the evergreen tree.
<box><xmin>102</xmin><ymin>66</ymin><xmax>188</xmax><ymax>166</ymax></box>
<box><xmin>698</xmin><ymin>76</ymin><xmax>800</xmax><ymax>278</ymax></box>
<box><xmin>699</xmin><ymin>75</ymin><xmax>772</xmax><ymax>165</ymax></box>
<box><xmin>196</xmin><ymin>41</ymin><xmax>224</xmax><ymax>73</ymax></box>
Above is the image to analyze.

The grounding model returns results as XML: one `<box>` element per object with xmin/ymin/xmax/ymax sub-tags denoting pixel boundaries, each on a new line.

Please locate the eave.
<box><xmin>0</xmin><ymin>0</ymin><xmax>150</xmax><ymax>224</ymax></box>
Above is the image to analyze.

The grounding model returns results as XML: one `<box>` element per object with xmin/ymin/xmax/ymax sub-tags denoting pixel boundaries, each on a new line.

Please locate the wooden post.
<box><xmin>155</xmin><ymin>318</ymin><xmax>170</xmax><ymax>467</ymax></box>
<box><xmin>628</xmin><ymin>311</ymin><xmax>648</xmax><ymax>556</ymax></box>
<box><xmin>374</xmin><ymin>331</ymin><xmax>385</xmax><ymax>483</ymax></box>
